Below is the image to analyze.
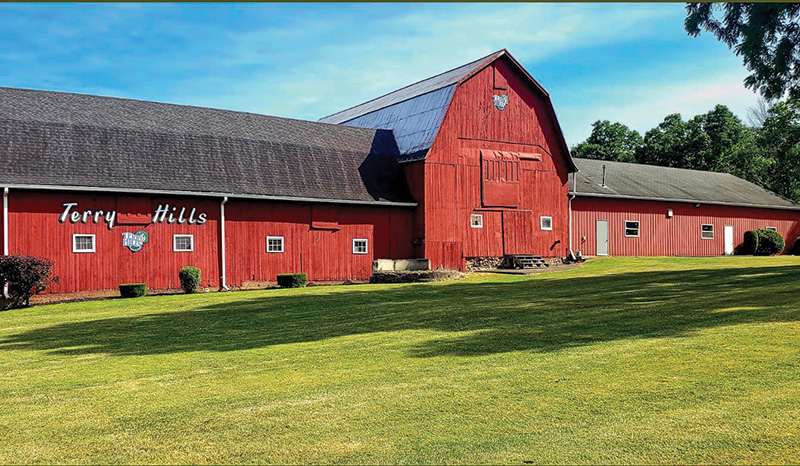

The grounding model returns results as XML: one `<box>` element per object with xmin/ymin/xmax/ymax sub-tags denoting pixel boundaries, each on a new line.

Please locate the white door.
<box><xmin>724</xmin><ymin>225</ymin><xmax>734</xmax><ymax>255</ymax></box>
<box><xmin>596</xmin><ymin>220</ymin><xmax>609</xmax><ymax>256</ymax></box>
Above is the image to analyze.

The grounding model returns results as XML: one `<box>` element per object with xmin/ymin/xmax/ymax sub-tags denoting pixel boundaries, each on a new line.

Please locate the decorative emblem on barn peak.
<box><xmin>122</xmin><ymin>230</ymin><xmax>149</xmax><ymax>252</ymax></box>
<box><xmin>493</xmin><ymin>94</ymin><xmax>509</xmax><ymax>111</ymax></box>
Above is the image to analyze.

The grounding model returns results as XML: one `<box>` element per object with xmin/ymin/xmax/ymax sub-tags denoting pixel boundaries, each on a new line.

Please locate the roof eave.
<box><xmin>570</xmin><ymin>190</ymin><xmax>800</xmax><ymax>211</ymax></box>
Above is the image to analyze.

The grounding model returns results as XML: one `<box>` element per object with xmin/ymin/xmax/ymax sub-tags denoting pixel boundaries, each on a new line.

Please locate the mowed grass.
<box><xmin>1</xmin><ymin>257</ymin><xmax>799</xmax><ymax>464</ymax></box>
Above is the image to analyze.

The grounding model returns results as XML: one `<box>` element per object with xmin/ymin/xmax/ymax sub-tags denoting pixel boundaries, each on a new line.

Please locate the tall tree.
<box><xmin>636</xmin><ymin>113</ymin><xmax>690</xmax><ymax>167</ymax></box>
<box><xmin>685</xmin><ymin>3</ymin><xmax>800</xmax><ymax>100</ymax></box>
<box><xmin>758</xmin><ymin>97</ymin><xmax>800</xmax><ymax>202</ymax></box>
<box><xmin>571</xmin><ymin>120</ymin><xmax>643</xmax><ymax>163</ymax></box>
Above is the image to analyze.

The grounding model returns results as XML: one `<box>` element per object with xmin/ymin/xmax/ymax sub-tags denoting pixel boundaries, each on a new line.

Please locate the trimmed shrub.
<box><xmin>277</xmin><ymin>273</ymin><xmax>307</xmax><ymax>288</ymax></box>
<box><xmin>0</xmin><ymin>255</ymin><xmax>58</xmax><ymax>309</ymax></box>
<box><xmin>179</xmin><ymin>266</ymin><xmax>202</xmax><ymax>294</ymax></box>
<box><xmin>756</xmin><ymin>229</ymin><xmax>785</xmax><ymax>255</ymax></box>
<box><xmin>119</xmin><ymin>283</ymin><xmax>147</xmax><ymax>298</ymax></box>
<box><xmin>741</xmin><ymin>230</ymin><xmax>759</xmax><ymax>255</ymax></box>
<box><xmin>743</xmin><ymin>229</ymin><xmax>786</xmax><ymax>256</ymax></box>
<box><xmin>791</xmin><ymin>237</ymin><xmax>800</xmax><ymax>255</ymax></box>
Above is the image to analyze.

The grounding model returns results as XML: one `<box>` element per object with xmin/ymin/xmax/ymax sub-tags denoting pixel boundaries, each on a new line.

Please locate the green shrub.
<box><xmin>741</xmin><ymin>230</ymin><xmax>759</xmax><ymax>255</ymax></box>
<box><xmin>0</xmin><ymin>255</ymin><xmax>58</xmax><ymax>309</ymax></box>
<box><xmin>119</xmin><ymin>283</ymin><xmax>147</xmax><ymax>298</ymax></box>
<box><xmin>277</xmin><ymin>273</ymin><xmax>307</xmax><ymax>288</ymax></box>
<box><xmin>179</xmin><ymin>266</ymin><xmax>202</xmax><ymax>294</ymax></box>
<box><xmin>743</xmin><ymin>229</ymin><xmax>785</xmax><ymax>256</ymax></box>
<box><xmin>791</xmin><ymin>237</ymin><xmax>800</xmax><ymax>255</ymax></box>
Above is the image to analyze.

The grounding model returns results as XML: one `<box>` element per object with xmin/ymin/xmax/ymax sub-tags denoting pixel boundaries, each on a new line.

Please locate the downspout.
<box><xmin>3</xmin><ymin>187</ymin><xmax>9</xmax><ymax>298</ymax></box>
<box><xmin>219</xmin><ymin>196</ymin><xmax>230</xmax><ymax>291</ymax></box>
<box><xmin>568</xmin><ymin>171</ymin><xmax>576</xmax><ymax>259</ymax></box>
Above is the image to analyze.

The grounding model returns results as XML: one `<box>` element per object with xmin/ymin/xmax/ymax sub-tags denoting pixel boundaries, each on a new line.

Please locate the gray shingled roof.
<box><xmin>0</xmin><ymin>87</ymin><xmax>415</xmax><ymax>206</ymax></box>
<box><xmin>570</xmin><ymin>158</ymin><xmax>800</xmax><ymax>210</ymax></box>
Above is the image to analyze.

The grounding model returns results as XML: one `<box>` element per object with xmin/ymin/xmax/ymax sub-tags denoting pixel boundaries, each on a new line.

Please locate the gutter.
<box><xmin>0</xmin><ymin>183</ymin><xmax>418</xmax><ymax>209</ymax></box>
<box><xmin>219</xmin><ymin>196</ymin><xmax>229</xmax><ymax>291</ymax></box>
<box><xmin>569</xmin><ymin>191</ymin><xmax>800</xmax><ymax>212</ymax></box>
<box><xmin>3</xmin><ymin>187</ymin><xmax>8</xmax><ymax>299</ymax></box>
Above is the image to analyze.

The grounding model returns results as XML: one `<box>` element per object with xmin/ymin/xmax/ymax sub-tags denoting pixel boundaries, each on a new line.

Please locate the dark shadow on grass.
<box><xmin>0</xmin><ymin>265</ymin><xmax>798</xmax><ymax>357</ymax></box>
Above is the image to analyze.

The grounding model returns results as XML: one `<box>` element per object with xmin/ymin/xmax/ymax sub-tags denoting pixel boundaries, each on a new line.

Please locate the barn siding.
<box><xmin>5</xmin><ymin>190</ymin><xmax>414</xmax><ymax>293</ymax></box>
<box><xmin>572</xmin><ymin>197</ymin><xmax>800</xmax><ymax>256</ymax></box>
<box><xmin>419</xmin><ymin>55</ymin><xmax>572</xmax><ymax>269</ymax></box>
<box><xmin>7</xmin><ymin>190</ymin><xmax>221</xmax><ymax>293</ymax></box>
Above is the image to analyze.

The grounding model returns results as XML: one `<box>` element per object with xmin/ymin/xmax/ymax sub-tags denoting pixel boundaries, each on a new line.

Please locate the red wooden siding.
<box><xmin>416</xmin><ymin>55</ymin><xmax>572</xmax><ymax>269</ymax></box>
<box><xmin>7</xmin><ymin>190</ymin><xmax>220</xmax><ymax>293</ymax></box>
<box><xmin>572</xmin><ymin>197</ymin><xmax>800</xmax><ymax>256</ymax></box>
<box><xmin>224</xmin><ymin>200</ymin><xmax>414</xmax><ymax>285</ymax></box>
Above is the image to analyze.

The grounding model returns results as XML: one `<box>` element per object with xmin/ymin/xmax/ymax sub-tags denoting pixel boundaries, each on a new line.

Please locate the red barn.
<box><xmin>569</xmin><ymin>159</ymin><xmax>800</xmax><ymax>256</ymax></box>
<box><xmin>0</xmin><ymin>49</ymin><xmax>798</xmax><ymax>294</ymax></box>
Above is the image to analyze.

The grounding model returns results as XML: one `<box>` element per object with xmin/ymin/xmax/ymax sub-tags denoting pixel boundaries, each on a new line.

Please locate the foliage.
<box><xmin>791</xmin><ymin>237</ymin><xmax>800</xmax><ymax>255</ymax></box>
<box><xmin>119</xmin><ymin>283</ymin><xmax>147</xmax><ymax>298</ymax></box>
<box><xmin>757</xmin><ymin>229</ymin><xmax>786</xmax><ymax>255</ymax></box>
<box><xmin>571</xmin><ymin>120</ymin><xmax>643</xmax><ymax>162</ymax></box>
<box><xmin>276</xmin><ymin>273</ymin><xmax>307</xmax><ymax>288</ymax></box>
<box><xmin>178</xmin><ymin>266</ymin><xmax>202</xmax><ymax>294</ymax></box>
<box><xmin>757</xmin><ymin>97</ymin><xmax>800</xmax><ymax>202</ymax></box>
<box><xmin>0</xmin><ymin>255</ymin><xmax>57</xmax><ymax>309</ymax></box>
<box><xmin>0</xmin><ymin>257</ymin><xmax>799</xmax><ymax>463</ymax></box>
<box><xmin>742</xmin><ymin>229</ymin><xmax>786</xmax><ymax>255</ymax></box>
<box><xmin>686</xmin><ymin>3</ymin><xmax>800</xmax><ymax>100</ymax></box>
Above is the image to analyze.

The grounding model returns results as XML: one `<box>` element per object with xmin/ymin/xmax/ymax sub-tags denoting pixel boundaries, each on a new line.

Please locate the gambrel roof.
<box><xmin>0</xmin><ymin>87</ymin><xmax>414</xmax><ymax>206</ymax></box>
<box><xmin>321</xmin><ymin>49</ymin><xmax>577</xmax><ymax>170</ymax></box>
<box><xmin>571</xmin><ymin>158</ymin><xmax>800</xmax><ymax>210</ymax></box>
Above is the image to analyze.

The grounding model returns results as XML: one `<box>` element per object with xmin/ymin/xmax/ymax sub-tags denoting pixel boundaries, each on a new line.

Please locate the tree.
<box><xmin>571</xmin><ymin>120</ymin><xmax>643</xmax><ymax>163</ymax></box>
<box><xmin>747</xmin><ymin>97</ymin><xmax>773</xmax><ymax>127</ymax></box>
<box><xmin>757</xmin><ymin>97</ymin><xmax>800</xmax><ymax>202</ymax></box>
<box><xmin>636</xmin><ymin>113</ymin><xmax>690</xmax><ymax>167</ymax></box>
<box><xmin>685</xmin><ymin>3</ymin><xmax>800</xmax><ymax>100</ymax></box>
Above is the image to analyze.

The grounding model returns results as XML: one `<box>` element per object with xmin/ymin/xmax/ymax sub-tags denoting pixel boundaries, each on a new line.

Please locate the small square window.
<box><xmin>470</xmin><ymin>214</ymin><xmax>483</xmax><ymax>228</ymax></box>
<box><xmin>173</xmin><ymin>234</ymin><xmax>194</xmax><ymax>252</ymax></box>
<box><xmin>73</xmin><ymin>234</ymin><xmax>96</xmax><ymax>253</ymax></box>
<box><xmin>266</xmin><ymin>236</ymin><xmax>284</xmax><ymax>253</ymax></box>
<box><xmin>353</xmin><ymin>239</ymin><xmax>368</xmax><ymax>255</ymax></box>
<box><xmin>766</xmin><ymin>226</ymin><xmax>777</xmax><ymax>232</ymax></box>
<box><xmin>625</xmin><ymin>220</ymin><xmax>640</xmax><ymax>238</ymax></box>
<box><xmin>540</xmin><ymin>216</ymin><xmax>553</xmax><ymax>231</ymax></box>
<box><xmin>701</xmin><ymin>224</ymin><xmax>714</xmax><ymax>240</ymax></box>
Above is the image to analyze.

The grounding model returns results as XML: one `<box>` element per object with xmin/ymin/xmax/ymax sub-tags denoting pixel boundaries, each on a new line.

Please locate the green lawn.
<box><xmin>1</xmin><ymin>257</ymin><xmax>799</xmax><ymax>464</ymax></box>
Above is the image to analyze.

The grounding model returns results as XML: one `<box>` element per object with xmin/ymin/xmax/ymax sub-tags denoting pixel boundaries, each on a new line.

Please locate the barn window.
<box><xmin>73</xmin><ymin>234</ymin><xmax>96</xmax><ymax>253</ymax></box>
<box><xmin>352</xmin><ymin>239</ymin><xmax>368</xmax><ymax>255</ymax></box>
<box><xmin>701</xmin><ymin>224</ymin><xmax>714</xmax><ymax>240</ymax></box>
<box><xmin>470</xmin><ymin>214</ymin><xmax>483</xmax><ymax>228</ymax></box>
<box><xmin>173</xmin><ymin>234</ymin><xmax>194</xmax><ymax>252</ymax></box>
<box><xmin>766</xmin><ymin>226</ymin><xmax>777</xmax><ymax>232</ymax></box>
<box><xmin>266</xmin><ymin>236</ymin><xmax>284</xmax><ymax>253</ymax></box>
<box><xmin>625</xmin><ymin>221</ymin><xmax>640</xmax><ymax>238</ymax></box>
<box><xmin>540</xmin><ymin>216</ymin><xmax>553</xmax><ymax>231</ymax></box>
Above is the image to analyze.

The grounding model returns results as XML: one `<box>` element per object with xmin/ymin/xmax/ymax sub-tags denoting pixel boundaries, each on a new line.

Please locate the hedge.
<box><xmin>741</xmin><ymin>229</ymin><xmax>785</xmax><ymax>256</ymax></box>
<box><xmin>0</xmin><ymin>255</ymin><xmax>58</xmax><ymax>309</ymax></box>
<box><xmin>179</xmin><ymin>266</ymin><xmax>202</xmax><ymax>294</ymax></box>
<box><xmin>277</xmin><ymin>273</ymin><xmax>307</xmax><ymax>288</ymax></box>
<box><xmin>119</xmin><ymin>283</ymin><xmax>147</xmax><ymax>298</ymax></box>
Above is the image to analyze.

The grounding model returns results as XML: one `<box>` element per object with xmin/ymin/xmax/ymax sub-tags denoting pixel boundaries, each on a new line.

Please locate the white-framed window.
<box><xmin>624</xmin><ymin>220</ymin><xmax>640</xmax><ymax>238</ymax></box>
<box><xmin>72</xmin><ymin>234</ymin><xmax>96</xmax><ymax>253</ymax></box>
<box><xmin>352</xmin><ymin>238</ymin><xmax>368</xmax><ymax>255</ymax></box>
<box><xmin>470</xmin><ymin>214</ymin><xmax>483</xmax><ymax>228</ymax></box>
<box><xmin>540</xmin><ymin>216</ymin><xmax>553</xmax><ymax>231</ymax></box>
<box><xmin>766</xmin><ymin>226</ymin><xmax>777</xmax><ymax>232</ymax></box>
<box><xmin>266</xmin><ymin>236</ymin><xmax>284</xmax><ymax>253</ymax></box>
<box><xmin>173</xmin><ymin>234</ymin><xmax>194</xmax><ymax>252</ymax></box>
<box><xmin>701</xmin><ymin>224</ymin><xmax>714</xmax><ymax>240</ymax></box>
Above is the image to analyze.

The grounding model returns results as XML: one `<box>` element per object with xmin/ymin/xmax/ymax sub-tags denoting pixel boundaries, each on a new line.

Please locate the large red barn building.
<box><xmin>1</xmin><ymin>49</ymin><xmax>798</xmax><ymax>294</ymax></box>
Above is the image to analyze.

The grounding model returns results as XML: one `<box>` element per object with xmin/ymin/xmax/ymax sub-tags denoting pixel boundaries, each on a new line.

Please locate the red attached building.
<box><xmin>1</xmin><ymin>49</ymin><xmax>798</xmax><ymax>294</ymax></box>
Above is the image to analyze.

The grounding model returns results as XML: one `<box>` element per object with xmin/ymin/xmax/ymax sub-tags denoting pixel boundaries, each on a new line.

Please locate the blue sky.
<box><xmin>0</xmin><ymin>3</ymin><xmax>759</xmax><ymax>145</ymax></box>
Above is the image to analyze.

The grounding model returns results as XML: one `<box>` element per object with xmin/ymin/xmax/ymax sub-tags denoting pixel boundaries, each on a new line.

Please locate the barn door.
<box><xmin>724</xmin><ymin>225</ymin><xmax>734</xmax><ymax>255</ymax></box>
<box><xmin>502</xmin><ymin>211</ymin><xmax>531</xmax><ymax>255</ymax></box>
<box><xmin>596</xmin><ymin>220</ymin><xmax>609</xmax><ymax>256</ymax></box>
